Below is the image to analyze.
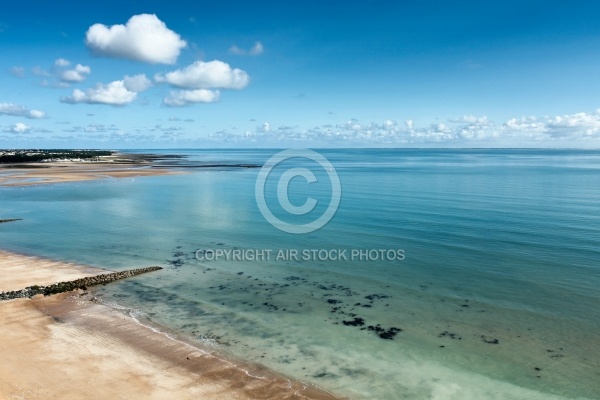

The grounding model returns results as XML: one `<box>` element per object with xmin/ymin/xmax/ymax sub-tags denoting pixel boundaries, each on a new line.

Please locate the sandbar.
<box><xmin>0</xmin><ymin>162</ymin><xmax>180</xmax><ymax>187</ymax></box>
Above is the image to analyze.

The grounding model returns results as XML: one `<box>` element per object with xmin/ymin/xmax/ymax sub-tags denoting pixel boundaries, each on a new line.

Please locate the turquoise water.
<box><xmin>1</xmin><ymin>149</ymin><xmax>599</xmax><ymax>399</ymax></box>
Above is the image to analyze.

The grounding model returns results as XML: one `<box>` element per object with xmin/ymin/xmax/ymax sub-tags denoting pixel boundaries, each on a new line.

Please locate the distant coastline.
<box><xmin>0</xmin><ymin>150</ymin><xmax>185</xmax><ymax>187</ymax></box>
<box><xmin>0</xmin><ymin>149</ymin><xmax>261</xmax><ymax>187</ymax></box>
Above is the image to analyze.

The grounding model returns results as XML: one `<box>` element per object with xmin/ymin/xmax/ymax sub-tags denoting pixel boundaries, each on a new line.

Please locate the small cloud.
<box><xmin>59</xmin><ymin>64</ymin><xmax>91</xmax><ymax>83</ymax></box>
<box><xmin>163</xmin><ymin>89</ymin><xmax>220</xmax><ymax>107</ymax></box>
<box><xmin>149</xmin><ymin>124</ymin><xmax>184</xmax><ymax>133</ymax></box>
<box><xmin>60</xmin><ymin>73</ymin><xmax>151</xmax><ymax>106</ymax></box>
<box><xmin>229</xmin><ymin>45</ymin><xmax>244</xmax><ymax>56</ymax></box>
<box><xmin>63</xmin><ymin>123</ymin><xmax>121</xmax><ymax>134</ymax></box>
<box><xmin>39</xmin><ymin>79</ymin><xmax>70</xmax><ymax>89</ymax></box>
<box><xmin>155</xmin><ymin>60</ymin><xmax>250</xmax><ymax>90</ymax></box>
<box><xmin>85</xmin><ymin>14</ymin><xmax>187</xmax><ymax>64</ymax></box>
<box><xmin>0</xmin><ymin>103</ymin><xmax>47</xmax><ymax>119</ymax></box>
<box><xmin>123</xmin><ymin>73</ymin><xmax>152</xmax><ymax>92</ymax></box>
<box><xmin>31</xmin><ymin>66</ymin><xmax>50</xmax><ymax>77</ymax></box>
<box><xmin>31</xmin><ymin>60</ymin><xmax>91</xmax><ymax>87</ymax></box>
<box><xmin>259</xmin><ymin>122</ymin><xmax>271</xmax><ymax>133</ymax></box>
<box><xmin>61</xmin><ymin>81</ymin><xmax>138</xmax><ymax>106</ymax></box>
<box><xmin>54</xmin><ymin>58</ymin><xmax>71</xmax><ymax>67</ymax></box>
<box><xmin>343</xmin><ymin>119</ymin><xmax>363</xmax><ymax>131</ymax></box>
<box><xmin>167</xmin><ymin>116</ymin><xmax>194</xmax><ymax>122</ymax></box>
<box><xmin>4</xmin><ymin>122</ymin><xmax>30</xmax><ymax>133</ymax></box>
<box><xmin>9</xmin><ymin>66</ymin><xmax>25</xmax><ymax>77</ymax></box>
<box><xmin>449</xmin><ymin>115</ymin><xmax>490</xmax><ymax>125</ymax></box>
<box><xmin>29</xmin><ymin>110</ymin><xmax>46</xmax><ymax>119</ymax></box>
<box><xmin>249</xmin><ymin>41</ymin><xmax>264</xmax><ymax>55</ymax></box>
<box><xmin>405</xmin><ymin>119</ymin><xmax>414</xmax><ymax>130</ymax></box>
<box><xmin>229</xmin><ymin>41</ymin><xmax>264</xmax><ymax>56</ymax></box>
<box><xmin>382</xmin><ymin>120</ymin><xmax>397</xmax><ymax>130</ymax></box>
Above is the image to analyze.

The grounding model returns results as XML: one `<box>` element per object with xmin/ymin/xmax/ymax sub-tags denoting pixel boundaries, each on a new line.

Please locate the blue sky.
<box><xmin>2</xmin><ymin>0</ymin><xmax>600</xmax><ymax>148</ymax></box>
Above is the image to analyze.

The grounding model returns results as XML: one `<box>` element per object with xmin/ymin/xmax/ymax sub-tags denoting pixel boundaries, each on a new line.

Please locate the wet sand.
<box><xmin>0</xmin><ymin>162</ymin><xmax>180</xmax><ymax>187</ymax></box>
<box><xmin>0</xmin><ymin>250</ymin><xmax>341</xmax><ymax>400</ymax></box>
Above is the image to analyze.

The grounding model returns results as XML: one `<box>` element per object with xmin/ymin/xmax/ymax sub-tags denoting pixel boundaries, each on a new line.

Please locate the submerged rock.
<box><xmin>342</xmin><ymin>317</ymin><xmax>365</xmax><ymax>326</ymax></box>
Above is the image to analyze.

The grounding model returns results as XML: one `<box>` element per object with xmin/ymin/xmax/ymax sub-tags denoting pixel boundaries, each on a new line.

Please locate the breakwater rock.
<box><xmin>0</xmin><ymin>219</ymin><xmax>21</xmax><ymax>224</ymax></box>
<box><xmin>0</xmin><ymin>266</ymin><xmax>162</xmax><ymax>301</ymax></box>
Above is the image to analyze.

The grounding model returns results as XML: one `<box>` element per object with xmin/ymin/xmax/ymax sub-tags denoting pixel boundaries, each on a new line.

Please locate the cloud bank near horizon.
<box><xmin>205</xmin><ymin>109</ymin><xmax>600</xmax><ymax>147</ymax></box>
<box><xmin>4</xmin><ymin>104</ymin><xmax>600</xmax><ymax>147</ymax></box>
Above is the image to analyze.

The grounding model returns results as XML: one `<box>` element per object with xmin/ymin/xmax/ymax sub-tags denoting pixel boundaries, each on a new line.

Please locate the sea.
<box><xmin>0</xmin><ymin>149</ymin><xmax>599</xmax><ymax>400</ymax></box>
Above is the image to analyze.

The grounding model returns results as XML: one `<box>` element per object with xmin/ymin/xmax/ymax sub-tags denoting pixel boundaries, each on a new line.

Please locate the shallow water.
<box><xmin>1</xmin><ymin>149</ymin><xmax>599</xmax><ymax>399</ymax></box>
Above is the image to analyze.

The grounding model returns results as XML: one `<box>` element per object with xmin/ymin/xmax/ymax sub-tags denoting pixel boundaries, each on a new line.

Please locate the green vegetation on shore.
<box><xmin>0</xmin><ymin>150</ymin><xmax>113</xmax><ymax>164</ymax></box>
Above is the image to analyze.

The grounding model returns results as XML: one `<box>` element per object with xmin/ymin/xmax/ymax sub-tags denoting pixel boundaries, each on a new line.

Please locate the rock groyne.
<box><xmin>0</xmin><ymin>266</ymin><xmax>162</xmax><ymax>301</ymax></box>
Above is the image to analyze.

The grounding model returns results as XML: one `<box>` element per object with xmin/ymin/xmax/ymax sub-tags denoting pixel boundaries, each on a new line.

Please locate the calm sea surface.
<box><xmin>1</xmin><ymin>149</ymin><xmax>599</xmax><ymax>399</ymax></box>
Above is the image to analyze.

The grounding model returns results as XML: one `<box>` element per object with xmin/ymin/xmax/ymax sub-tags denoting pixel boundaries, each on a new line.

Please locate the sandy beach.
<box><xmin>0</xmin><ymin>250</ymin><xmax>107</xmax><ymax>292</ymax></box>
<box><xmin>0</xmin><ymin>250</ymin><xmax>340</xmax><ymax>400</ymax></box>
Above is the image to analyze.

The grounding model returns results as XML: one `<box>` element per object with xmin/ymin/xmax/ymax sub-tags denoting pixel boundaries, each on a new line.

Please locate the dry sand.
<box><xmin>0</xmin><ymin>250</ymin><xmax>107</xmax><ymax>292</ymax></box>
<box><xmin>0</xmin><ymin>162</ymin><xmax>180</xmax><ymax>187</ymax></box>
<box><xmin>0</xmin><ymin>251</ymin><xmax>340</xmax><ymax>400</ymax></box>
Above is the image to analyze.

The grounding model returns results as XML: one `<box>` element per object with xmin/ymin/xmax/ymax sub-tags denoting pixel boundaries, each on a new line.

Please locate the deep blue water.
<box><xmin>1</xmin><ymin>149</ymin><xmax>599</xmax><ymax>399</ymax></box>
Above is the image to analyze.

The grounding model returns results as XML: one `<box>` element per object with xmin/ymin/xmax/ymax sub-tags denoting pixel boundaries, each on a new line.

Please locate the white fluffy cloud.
<box><xmin>61</xmin><ymin>81</ymin><xmax>137</xmax><ymax>106</ymax></box>
<box><xmin>29</xmin><ymin>110</ymin><xmax>46</xmax><ymax>119</ymax></box>
<box><xmin>60</xmin><ymin>64</ymin><xmax>91</xmax><ymax>83</ymax></box>
<box><xmin>155</xmin><ymin>60</ymin><xmax>250</xmax><ymax>89</ymax></box>
<box><xmin>0</xmin><ymin>103</ymin><xmax>47</xmax><ymax>119</ymax></box>
<box><xmin>123</xmin><ymin>74</ymin><xmax>152</xmax><ymax>92</ymax></box>
<box><xmin>343</xmin><ymin>119</ymin><xmax>364</xmax><ymax>131</ymax></box>
<box><xmin>382</xmin><ymin>119</ymin><xmax>397</xmax><ymax>130</ymax></box>
<box><xmin>259</xmin><ymin>122</ymin><xmax>271</xmax><ymax>133</ymax></box>
<box><xmin>30</xmin><ymin>59</ymin><xmax>91</xmax><ymax>86</ymax></box>
<box><xmin>503</xmin><ymin>116</ymin><xmax>546</xmax><ymax>134</ymax></box>
<box><xmin>61</xmin><ymin>74</ymin><xmax>152</xmax><ymax>106</ymax></box>
<box><xmin>502</xmin><ymin>111</ymin><xmax>600</xmax><ymax>139</ymax></box>
<box><xmin>85</xmin><ymin>14</ymin><xmax>187</xmax><ymax>64</ymax></box>
<box><xmin>163</xmin><ymin>89</ymin><xmax>220</xmax><ymax>107</ymax></box>
<box><xmin>229</xmin><ymin>41</ymin><xmax>264</xmax><ymax>56</ymax></box>
<box><xmin>4</xmin><ymin>122</ymin><xmax>30</xmax><ymax>133</ymax></box>
<box><xmin>546</xmin><ymin>110</ymin><xmax>600</xmax><ymax>137</ymax></box>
